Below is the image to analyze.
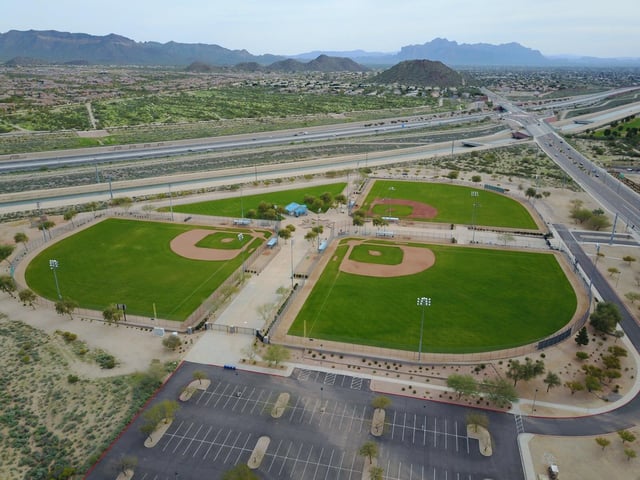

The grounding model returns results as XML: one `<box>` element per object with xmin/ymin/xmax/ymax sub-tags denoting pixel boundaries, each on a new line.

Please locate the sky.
<box><xmin>3</xmin><ymin>0</ymin><xmax>639</xmax><ymax>58</ymax></box>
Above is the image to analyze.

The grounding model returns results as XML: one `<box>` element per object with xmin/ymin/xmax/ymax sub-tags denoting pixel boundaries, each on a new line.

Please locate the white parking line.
<box><xmin>223</xmin><ymin>431</ymin><xmax>243</xmax><ymax>463</ymax></box>
<box><xmin>337</xmin><ymin>403</ymin><xmax>348</xmax><ymax>430</ymax></box>
<box><xmin>260</xmin><ymin>391</ymin><xmax>276</xmax><ymax>415</ymax></box>
<box><xmin>212</xmin><ymin>429</ymin><xmax>233</xmax><ymax>461</ymax></box>
<box><xmin>191</xmin><ymin>425</ymin><xmax>212</xmax><ymax>458</ymax></box>
<box><xmin>202</xmin><ymin>428</ymin><xmax>223</xmax><ymax>460</ymax></box>
<box><xmin>323</xmin><ymin>449</ymin><xmax>336</xmax><ymax>480</ymax></box>
<box><xmin>240</xmin><ymin>387</ymin><xmax>255</xmax><ymax>413</ymax></box>
<box><xmin>212</xmin><ymin>384</ymin><xmax>232</xmax><ymax>408</ymax></box>
<box><xmin>311</xmin><ymin>447</ymin><xmax>324</xmax><ymax>479</ymax></box>
<box><xmin>267</xmin><ymin>439</ymin><xmax>283</xmax><ymax>472</ymax></box>
<box><xmin>444</xmin><ymin>419</ymin><xmax>448</xmax><ymax>450</ymax></box>
<box><xmin>434</xmin><ymin>418</ymin><xmax>437</xmax><ymax>447</ymax></box>
<box><xmin>288</xmin><ymin>396</ymin><xmax>301</xmax><ymax>421</ymax></box>
<box><xmin>161</xmin><ymin>420</ymin><xmax>184</xmax><ymax>451</ymax></box>
<box><xmin>171</xmin><ymin>422</ymin><xmax>193</xmax><ymax>453</ymax></box>
<box><xmin>288</xmin><ymin>442</ymin><xmax>304</xmax><ymax>476</ymax></box>
<box><xmin>182</xmin><ymin>424</ymin><xmax>203</xmax><ymax>455</ymax></box>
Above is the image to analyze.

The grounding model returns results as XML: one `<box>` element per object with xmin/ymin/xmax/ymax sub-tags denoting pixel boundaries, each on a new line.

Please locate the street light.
<box><xmin>531</xmin><ymin>388</ymin><xmax>539</xmax><ymax>413</ymax></box>
<box><xmin>49</xmin><ymin>259</ymin><xmax>62</xmax><ymax>300</ymax></box>
<box><xmin>471</xmin><ymin>191</ymin><xmax>479</xmax><ymax>243</ymax></box>
<box><xmin>416</xmin><ymin>297</ymin><xmax>431</xmax><ymax>361</ymax></box>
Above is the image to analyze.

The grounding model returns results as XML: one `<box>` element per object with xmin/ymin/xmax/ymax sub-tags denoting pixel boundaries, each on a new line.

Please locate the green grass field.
<box><xmin>363</xmin><ymin>180</ymin><xmax>538</xmax><ymax>229</ymax></box>
<box><xmin>24</xmin><ymin>219</ymin><xmax>265</xmax><ymax>321</ymax></box>
<box><xmin>165</xmin><ymin>183</ymin><xmax>346</xmax><ymax>217</ymax></box>
<box><xmin>349</xmin><ymin>244</ymin><xmax>403</xmax><ymax>265</ymax></box>
<box><xmin>290</xmin><ymin>240</ymin><xmax>576</xmax><ymax>353</ymax></box>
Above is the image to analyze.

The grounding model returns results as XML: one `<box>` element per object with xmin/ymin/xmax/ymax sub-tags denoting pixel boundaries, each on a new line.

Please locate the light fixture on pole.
<box><xmin>290</xmin><ymin>239</ymin><xmax>294</xmax><ymax>289</ymax></box>
<box><xmin>416</xmin><ymin>297</ymin><xmax>431</xmax><ymax>361</ymax></box>
<box><xmin>49</xmin><ymin>259</ymin><xmax>62</xmax><ymax>300</ymax></box>
<box><xmin>471</xmin><ymin>191</ymin><xmax>479</xmax><ymax>243</ymax></box>
<box><xmin>168</xmin><ymin>183</ymin><xmax>174</xmax><ymax>222</ymax></box>
<box><xmin>531</xmin><ymin>388</ymin><xmax>538</xmax><ymax>413</ymax></box>
<box><xmin>237</xmin><ymin>233</ymin><xmax>245</xmax><ymax>275</ymax></box>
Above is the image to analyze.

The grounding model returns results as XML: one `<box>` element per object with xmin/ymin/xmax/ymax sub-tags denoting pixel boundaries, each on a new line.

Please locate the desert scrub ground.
<box><xmin>0</xmin><ymin>314</ymin><xmax>167</xmax><ymax>480</ymax></box>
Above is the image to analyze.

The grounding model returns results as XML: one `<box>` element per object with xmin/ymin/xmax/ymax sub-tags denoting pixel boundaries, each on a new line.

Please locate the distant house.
<box><xmin>284</xmin><ymin>202</ymin><xmax>308</xmax><ymax>217</ymax></box>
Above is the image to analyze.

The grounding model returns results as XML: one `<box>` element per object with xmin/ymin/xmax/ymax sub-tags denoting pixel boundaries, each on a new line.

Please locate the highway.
<box><xmin>0</xmin><ymin>112</ymin><xmax>492</xmax><ymax>173</ymax></box>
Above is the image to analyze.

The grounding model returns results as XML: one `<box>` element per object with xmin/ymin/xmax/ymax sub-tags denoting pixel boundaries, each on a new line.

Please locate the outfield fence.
<box><xmin>8</xmin><ymin>209</ymin><xmax>276</xmax><ymax>332</ymax></box>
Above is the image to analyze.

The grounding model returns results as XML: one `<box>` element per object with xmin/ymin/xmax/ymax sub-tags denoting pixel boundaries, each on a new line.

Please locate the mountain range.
<box><xmin>1</xmin><ymin>30</ymin><xmax>638</xmax><ymax>68</ymax></box>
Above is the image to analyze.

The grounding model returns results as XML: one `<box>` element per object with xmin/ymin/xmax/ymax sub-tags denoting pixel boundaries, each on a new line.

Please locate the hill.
<box><xmin>0</xmin><ymin>29</ymin><xmax>283</xmax><ymax>66</ymax></box>
<box><xmin>396</xmin><ymin>38</ymin><xmax>549</xmax><ymax>66</ymax></box>
<box><xmin>266</xmin><ymin>54</ymin><xmax>368</xmax><ymax>72</ymax></box>
<box><xmin>373</xmin><ymin>60</ymin><xmax>465</xmax><ymax>87</ymax></box>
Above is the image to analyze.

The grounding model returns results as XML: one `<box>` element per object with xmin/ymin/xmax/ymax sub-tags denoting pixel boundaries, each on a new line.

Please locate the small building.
<box><xmin>284</xmin><ymin>202</ymin><xmax>308</xmax><ymax>217</ymax></box>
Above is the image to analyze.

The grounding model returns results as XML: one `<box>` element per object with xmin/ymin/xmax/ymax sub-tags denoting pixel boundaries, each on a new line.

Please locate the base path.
<box><xmin>170</xmin><ymin>229</ymin><xmax>242</xmax><ymax>261</ymax></box>
<box><xmin>339</xmin><ymin>241</ymin><xmax>435</xmax><ymax>277</ymax></box>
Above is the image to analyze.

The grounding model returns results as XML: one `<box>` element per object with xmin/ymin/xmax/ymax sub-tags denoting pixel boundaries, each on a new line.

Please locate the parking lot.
<box><xmin>86</xmin><ymin>362</ymin><xmax>521</xmax><ymax>480</ymax></box>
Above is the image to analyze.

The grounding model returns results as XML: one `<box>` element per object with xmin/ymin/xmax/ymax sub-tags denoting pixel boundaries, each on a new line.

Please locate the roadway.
<box><xmin>0</xmin><ymin>112</ymin><xmax>493</xmax><ymax>173</ymax></box>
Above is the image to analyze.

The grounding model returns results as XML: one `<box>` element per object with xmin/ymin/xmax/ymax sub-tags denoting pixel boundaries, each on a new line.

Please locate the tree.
<box><xmin>369</xmin><ymin>466</ymin><xmax>384</xmax><ymax>480</ymax></box>
<box><xmin>624</xmin><ymin>448</ymin><xmax>637</xmax><ymax>461</ymax></box>
<box><xmin>622</xmin><ymin>255</ymin><xmax>636</xmax><ymax>266</ymax></box>
<box><xmin>525</xmin><ymin>187</ymin><xmax>537</xmax><ymax>202</ymax></box>
<box><xmin>585</xmin><ymin>375</ymin><xmax>602</xmax><ymax>393</ymax></box>
<box><xmin>602</xmin><ymin>354</ymin><xmax>621</xmax><ymax>370</ymax></box>
<box><xmin>447</xmin><ymin>374</ymin><xmax>478</xmax><ymax>399</ymax></box>
<box><xmin>446</xmin><ymin>170</ymin><xmax>459</xmax><ymax>180</ymax></box>
<box><xmin>471</xmin><ymin>175</ymin><xmax>482</xmax><ymax>183</ymax></box>
<box><xmin>565</xmin><ymin>380</ymin><xmax>584</xmax><ymax>395</ymax></box>
<box><xmin>118</xmin><ymin>455</ymin><xmax>138</xmax><ymax>474</ymax></box>
<box><xmin>608</xmin><ymin>345</ymin><xmax>627</xmax><ymax>357</ymax></box>
<box><xmin>55</xmin><ymin>297</ymin><xmax>78</xmax><ymax>319</ymax></box>
<box><xmin>256</xmin><ymin>303</ymin><xmax>275</xmax><ymax>325</ymax></box>
<box><xmin>162</xmin><ymin>334</ymin><xmax>182</xmax><ymax>351</ymax></box>
<box><xmin>0</xmin><ymin>244</ymin><xmax>15</xmax><ymax>265</ymax></box>
<box><xmin>359</xmin><ymin>441</ymin><xmax>379</xmax><ymax>464</ymax></box>
<box><xmin>222</xmin><ymin>464</ymin><xmax>258</xmax><ymax>480</ymax></box>
<box><xmin>241</xmin><ymin>342</ymin><xmax>259</xmax><ymax>362</ymax></box>
<box><xmin>18</xmin><ymin>288</ymin><xmax>37</xmax><ymax>307</ymax></box>
<box><xmin>0</xmin><ymin>275</ymin><xmax>17</xmax><ymax>297</ymax></box>
<box><xmin>625</xmin><ymin>292</ymin><xmax>640</xmax><ymax>304</ymax></box>
<box><xmin>466</xmin><ymin>411</ymin><xmax>489</xmax><ymax>433</ymax></box>
<box><xmin>192</xmin><ymin>370</ymin><xmax>207</xmax><ymax>385</ymax></box>
<box><xmin>371</xmin><ymin>396</ymin><xmax>392</xmax><ymax>410</ymax></box>
<box><xmin>506</xmin><ymin>358</ymin><xmax>545</xmax><ymax>386</ymax></box>
<box><xmin>263</xmin><ymin>344</ymin><xmax>290</xmax><ymax>366</ymax></box>
<box><xmin>588</xmin><ymin>214</ymin><xmax>611</xmax><ymax>231</ymax></box>
<box><xmin>278</xmin><ymin>228</ymin><xmax>292</xmax><ymax>243</ymax></box>
<box><xmin>607</xmin><ymin>267</ymin><xmax>620</xmax><ymax>278</ymax></box>
<box><xmin>285</xmin><ymin>224</ymin><xmax>296</xmax><ymax>233</ymax></box>
<box><xmin>590</xmin><ymin>302</ymin><xmax>622</xmax><ymax>334</ymax></box>
<box><xmin>618</xmin><ymin>430</ymin><xmax>636</xmax><ymax>444</ymax></box>
<box><xmin>575</xmin><ymin>326</ymin><xmax>589</xmax><ymax>346</ymax></box>
<box><xmin>483</xmin><ymin>378</ymin><xmax>519</xmax><ymax>407</ymax></box>
<box><xmin>497</xmin><ymin>233</ymin><xmax>515</xmax><ymax>246</ymax></box>
<box><xmin>304</xmin><ymin>230</ymin><xmax>318</xmax><ymax>246</ymax></box>
<box><xmin>13</xmin><ymin>232</ymin><xmax>28</xmax><ymax>251</ymax></box>
<box><xmin>595</xmin><ymin>437</ymin><xmax>610</xmax><ymax>451</ymax></box>
<box><xmin>543</xmin><ymin>372</ymin><xmax>561</xmax><ymax>392</ymax></box>
<box><xmin>102</xmin><ymin>304</ymin><xmax>123</xmax><ymax>324</ymax></box>
<box><xmin>141</xmin><ymin>400</ymin><xmax>180</xmax><ymax>439</ymax></box>
<box><xmin>570</xmin><ymin>208</ymin><xmax>593</xmax><ymax>224</ymax></box>
<box><xmin>63</xmin><ymin>209</ymin><xmax>78</xmax><ymax>226</ymax></box>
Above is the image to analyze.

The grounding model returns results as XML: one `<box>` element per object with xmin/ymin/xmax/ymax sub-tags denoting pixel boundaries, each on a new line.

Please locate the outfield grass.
<box><xmin>363</xmin><ymin>180</ymin><xmax>538</xmax><ymax>229</ymax></box>
<box><xmin>25</xmin><ymin>219</ymin><xmax>265</xmax><ymax>321</ymax></box>
<box><xmin>165</xmin><ymin>183</ymin><xmax>346</xmax><ymax>217</ymax></box>
<box><xmin>289</xmin><ymin>240</ymin><xmax>576</xmax><ymax>353</ymax></box>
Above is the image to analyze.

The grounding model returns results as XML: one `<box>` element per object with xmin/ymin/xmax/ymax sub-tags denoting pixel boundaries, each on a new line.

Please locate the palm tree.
<box><xmin>359</xmin><ymin>441</ymin><xmax>379</xmax><ymax>464</ymax></box>
<box><xmin>543</xmin><ymin>372</ymin><xmax>561</xmax><ymax>392</ymax></box>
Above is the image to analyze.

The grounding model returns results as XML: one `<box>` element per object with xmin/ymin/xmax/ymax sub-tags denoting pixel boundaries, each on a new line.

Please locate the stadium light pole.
<box><xmin>237</xmin><ymin>233</ymin><xmax>246</xmax><ymax>276</ymax></box>
<box><xmin>471</xmin><ymin>191</ymin><xmax>479</xmax><ymax>243</ymax></box>
<box><xmin>168</xmin><ymin>183</ymin><xmax>174</xmax><ymax>222</ymax></box>
<box><xmin>290</xmin><ymin>239</ymin><xmax>294</xmax><ymax>289</ymax></box>
<box><xmin>49</xmin><ymin>259</ymin><xmax>62</xmax><ymax>300</ymax></box>
<box><xmin>416</xmin><ymin>297</ymin><xmax>431</xmax><ymax>361</ymax></box>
